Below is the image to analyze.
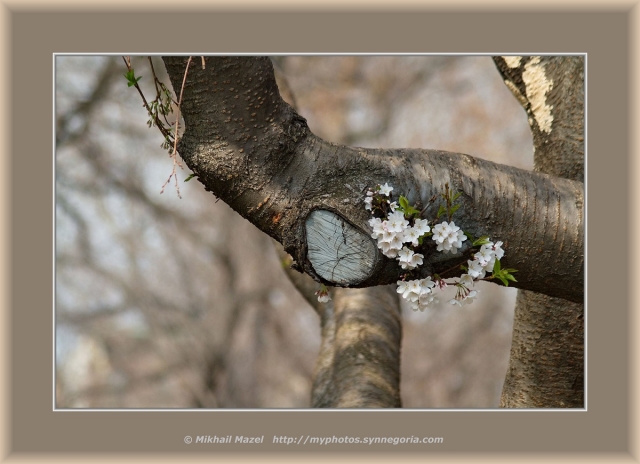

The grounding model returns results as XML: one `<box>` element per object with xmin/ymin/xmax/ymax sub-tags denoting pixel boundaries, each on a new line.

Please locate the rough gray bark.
<box><xmin>493</xmin><ymin>56</ymin><xmax>584</xmax><ymax>408</ymax></box>
<box><xmin>162</xmin><ymin>56</ymin><xmax>583</xmax><ymax>304</ymax></box>
<box><xmin>311</xmin><ymin>286</ymin><xmax>402</xmax><ymax>408</ymax></box>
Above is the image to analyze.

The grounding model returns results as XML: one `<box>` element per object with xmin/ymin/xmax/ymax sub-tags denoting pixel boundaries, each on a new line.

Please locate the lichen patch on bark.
<box><xmin>522</xmin><ymin>56</ymin><xmax>554</xmax><ymax>134</ymax></box>
<box><xmin>502</xmin><ymin>56</ymin><xmax>522</xmax><ymax>68</ymax></box>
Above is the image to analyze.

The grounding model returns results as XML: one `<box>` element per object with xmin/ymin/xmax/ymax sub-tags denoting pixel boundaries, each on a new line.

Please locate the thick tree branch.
<box><xmin>162</xmin><ymin>56</ymin><xmax>583</xmax><ymax>303</ymax></box>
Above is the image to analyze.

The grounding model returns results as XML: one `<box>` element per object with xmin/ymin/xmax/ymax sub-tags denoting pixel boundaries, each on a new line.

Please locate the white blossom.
<box><xmin>378</xmin><ymin>240</ymin><xmax>399</xmax><ymax>258</ymax></box>
<box><xmin>403</xmin><ymin>227</ymin><xmax>422</xmax><ymax>246</ymax></box>
<box><xmin>399</xmin><ymin>259</ymin><xmax>416</xmax><ymax>270</ymax></box>
<box><xmin>475</xmin><ymin>244</ymin><xmax>494</xmax><ymax>266</ymax></box>
<box><xmin>398</xmin><ymin>247</ymin><xmax>413</xmax><ymax>262</ymax></box>
<box><xmin>398</xmin><ymin>247</ymin><xmax>422</xmax><ymax>270</ymax></box>
<box><xmin>396</xmin><ymin>280</ymin><xmax>409</xmax><ymax>296</ymax></box>
<box><xmin>405</xmin><ymin>279</ymin><xmax>422</xmax><ymax>302</ymax></box>
<box><xmin>378</xmin><ymin>183</ymin><xmax>393</xmax><ymax>196</ymax></box>
<box><xmin>459</xmin><ymin>274</ymin><xmax>474</xmax><ymax>288</ymax></box>
<box><xmin>390</xmin><ymin>232</ymin><xmax>405</xmax><ymax>249</ymax></box>
<box><xmin>432</xmin><ymin>221</ymin><xmax>451</xmax><ymax>244</ymax></box>
<box><xmin>467</xmin><ymin>259</ymin><xmax>486</xmax><ymax>279</ymax></box>
<box><xmin>386</xmin><ymin>210</ymin><xmax>409</xmax><ymax>233</ymax></box>
<box><xmin>492</xmin><ymin>241</ymin><xmax>505</xmax><ymax>260</ymax></box>
<box><xmin>379</xmin><ymin>229</ymin><xmax>397</xmax><ymax>243</ymax></box>
<box><xmin>449</xmin><ymin>291</ymin><xmax>478</xmax><ymax>307</ymax></box>
<box><xmin>420</xmin><ymin>277</ymin><xmax>436</xmax><ymax>293</ymax></box>
<box><xmin>413</xmin><ymin>218</ymin><xmax>430</xmax><ymax>236</ymax></box>
<box><xmin>399</xmin><ymin>277</ymin><xmax>437</xmax><ymax>311</ymax></box>
<box><xmin>433</xmin><ymin>221</ymin><xmax>467</xmax><ymax>254</ymax></box>
<box><xmin>476</xmin><ymin>241</ymin><xmax>505</xmax><ymax>271</ymax></box>
<box><xmin>368</xmin><ymin>217</ymin><xmax>386</xmax><ymax>240</ymax></box>
<box><xmin>408</xmin><ymin>252</ymin><xmax>424</xmax><ymax>269</ymax></box>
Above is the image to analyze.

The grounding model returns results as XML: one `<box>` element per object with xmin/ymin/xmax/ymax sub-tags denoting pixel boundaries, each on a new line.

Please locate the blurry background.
<box><xmin>55</xmin><ymin>55</ymin><xmax>533</xmax><ymax>408</ymax></box>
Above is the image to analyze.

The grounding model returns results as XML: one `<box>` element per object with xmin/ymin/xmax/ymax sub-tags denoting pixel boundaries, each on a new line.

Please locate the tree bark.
<box><xmin>274</xmin><ymin>241</ymin><xmax>402</xmax><ymax>407</ymax></box>
<box><xmin>162</xmin><ymin>56</ymin><xmax>583</xmax><ymax>303</ymax></box>
<box><xmin>494</xmin><ymin>56</ymin><xmax>584</xmax><ymax>408</ymax></box>
<box><xmin>311</xmin><ymin>286</ymin><xmax>402</xmax><ymax>408</ymax></box>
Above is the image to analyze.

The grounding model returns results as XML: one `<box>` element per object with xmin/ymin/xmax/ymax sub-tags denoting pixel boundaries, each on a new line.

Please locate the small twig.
<box><xmin>122</xmin><ymin>56</ymin><xmax>173</xmax><ymax>142</ymax></box>
<box><xmin>160</xmin><ymin>56</ymin><xmax>192</xmax><ymax>199</ymax></box>
<box><xmin>444</xmin><ymin>183</ymin><xmax>453</xmax><ymax>222</ymax></box>
<box><xmin>148</xmin><ymin>57</ymin><xmax>175</xmax><ymax>127</ymax></box>
<box><xmin>420</xmin><ymin>195</ymin><xmax>438</xmax><ymax>216</ymax></box>
<box><xmin>148</xmin><ymin>57</ymin><xmax>162</xmax><ymax>98</ymax></box>
<box><xmin>201</xmin><ymin>56</ymin><xmax>206</xmax><ymax>69</ymax></box>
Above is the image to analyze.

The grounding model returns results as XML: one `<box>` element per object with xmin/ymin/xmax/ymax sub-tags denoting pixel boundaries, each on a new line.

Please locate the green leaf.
<box><xmin>464</xmin><ymin>231</ymin><xmax>475</xmax><ymax>241</ymax></box>
<box><xmin>493</xmin><ymin>258</ymin><xmax>501</xmax><ymax>273</ymax></box>
<box><xmin>184</xmin><ymin>174</ymin><xmax>197</xmax><ymax>182</ymax></box>
<box><xmin>437</xmin><ymin>204</ymin><xmax>447</xmax><ymax>218</ymax></box>
<box><xmin>399</xmin><ymin>196</ymin><xmax>410</xmax><ymax>210</ymax></box>
<box><xmin>472</xmin><ymin>236</ymin><xmax>490</xmax><ymax>246</ymax></box>
<box><xmin>405</xmin><ymin>206</ymin><xmax>420</xmax><ymax>217</ymax></box>
<box><xmin>127</xmin><ymin>77</ymin><xmax>142</xmax><ymax>87</ymax></box>
<box><xmin>124</xmin><ymin>69</ymin><xmax>142</xmax><ymax>87</ymax></box>
<box><xmin>452</xmin><ymin>191</ymin><xmax>462</xmax><ymax>201</ymax></box>
<box><xmin>506</xmin><ymin>274</ymin><xmax>518</xmax><ymax>282</ymax></box>
<box><xmin>450</xmin><ymin>204</ymin><xmax>461</xmax><ymax>215</ymax></box>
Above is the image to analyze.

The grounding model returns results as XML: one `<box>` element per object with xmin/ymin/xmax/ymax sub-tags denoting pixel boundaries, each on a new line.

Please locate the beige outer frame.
<box><xmin>1</xmin><ymin>1</ymin><xmax>637</xmax><ymax>462</ymax></box>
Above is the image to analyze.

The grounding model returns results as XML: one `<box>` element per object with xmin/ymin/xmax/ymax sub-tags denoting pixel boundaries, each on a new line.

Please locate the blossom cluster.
<box><xmin>467</xmin><ymin>241</ymin><xmax>504</xmax><ymax>279</ymax></box>
<box><xmin>432</xmin><ymin>221</ymin><xmax>467</xmax><ymax>254</ymax></box>
<box><xmin>366</xmin><ymin>184</ymin><xmax>431</xmax><ymax>271</ymax></box>
<box><xmin>314</xmin><ymin>182</ymin><xmax>515</xmax><ymax>306</ymax></box>
<box><xmin>449</xmin><ymin>274</ymin><xmax>479</xmax><ymax>307</ymax></box>
<box><xmin>397</xmin><ymin>277</ymin><xmax>437</xmax><ymax>312</ymax></box>
<box><xmin>361</xmin><ymin>182</ymin><xmax>511</xmax><ymax>310</ymax></box>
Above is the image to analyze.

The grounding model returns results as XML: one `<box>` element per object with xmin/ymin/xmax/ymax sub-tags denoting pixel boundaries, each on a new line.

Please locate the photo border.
<box><xmin>1</xmin><ymin>1</ymin><xmax>637</xmax><ymax>462</ymax></box>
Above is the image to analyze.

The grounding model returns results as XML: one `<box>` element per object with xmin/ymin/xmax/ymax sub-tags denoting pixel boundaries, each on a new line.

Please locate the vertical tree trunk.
<box><xmin>311</xmin><ymin>286</ymin><xmax>402</xmax><ymax>408</ymax></box>
<box><xmin>494</xmin><ymin>56</ymin><xmax>584</xmax><ymax>407</ymax></box>
<box><xmin>274</xmin><ymin>241</ymin><xmax>403</xmax><ymax>408</ymax></box>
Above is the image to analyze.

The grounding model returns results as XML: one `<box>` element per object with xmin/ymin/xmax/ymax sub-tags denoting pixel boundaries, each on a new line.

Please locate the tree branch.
<box><xmin>161</xmin><ymin>56</ymin><xmax>583</xmax><ymax>303</ymax></box>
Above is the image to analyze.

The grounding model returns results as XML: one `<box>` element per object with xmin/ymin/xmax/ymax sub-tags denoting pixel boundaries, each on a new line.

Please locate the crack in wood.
<box><xmin>305</xmin><ymin>210</ymin><xmax>376</xmax><ymax>285</ymax></box>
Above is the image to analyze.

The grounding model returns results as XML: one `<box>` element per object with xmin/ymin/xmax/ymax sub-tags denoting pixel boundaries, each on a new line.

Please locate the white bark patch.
<box><xmin>306</xmin><ymin>210</ymin><xmax>376</xmax><ymax>285</ymax></box>
<box><xmin>502</xmin><ymin>56</ymin><xmax>522</xmax><ymax>68</ymax></box>
<box><xmin>522</xmin><ymin>56</ymin><xmax>554</xmax><ymax>134</ymax></box>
